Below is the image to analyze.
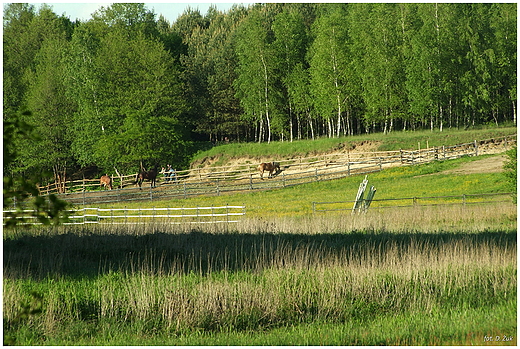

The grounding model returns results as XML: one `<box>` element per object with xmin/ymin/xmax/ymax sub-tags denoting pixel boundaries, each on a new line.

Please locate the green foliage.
<box><xmin>3</xmin><ymin>112</ymin><xmax>70</xmax><ymax>226</ymax></box>
<box><xmin>2</xmin><ymin>2</ymin><xmax>517</xmax><ymax>181</ymax></box>
<box><xmin>3</xmin><ymin>291</ymin><xmax>43</xmax><ymax>346</ymax></box>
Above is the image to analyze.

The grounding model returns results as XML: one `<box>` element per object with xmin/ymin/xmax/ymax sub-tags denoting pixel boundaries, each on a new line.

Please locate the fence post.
<box><xmin>249</xmin><ymin>174</ymin><xmax>253</xmax><ymax>190</ymax></box>
<box><xmin>378</xmin><ymin>157</ymin><xmax>382</xmax><ymax>171</ymax></box>
<box><xmin>462</xmin><ymin>194</ymin><xmax>466</xmax><ymax>206</ymax></box>
<box><xmin>183</xmin><ymin>182</ymin><xmax>187</xmax><ymax>199</ymax></box>
<box><xmin>226</xmin><ymin>205</ymin><xmax>229</xmax><ymax>224</ymax></box>
<box><xmin>347</xmin><ymin>161</ymin><xmax>351</xmax><ymax>176</ymax></box>
<box><xmin>282</xmin><ymin>172</ymin><xmax>286</xmax><ymax>187</ymax></box>
<box><xmin>352</xmin><ymin>175</ymin><xmax>368</xmax><ymax>214</ymax></box>
<box><xmin>474</xmin><ymin>140</ymin><xmax>478</xmax><ymax>156</ymax></box>
<box><xmin>315</xmin><ymin>168</ymin><xmax>319</xmax><ymax>181</ymax></box>
<box><xmin>216</xmin><ymin>179</ymin><xmax>220</xmax><ymax>196</ymax></box>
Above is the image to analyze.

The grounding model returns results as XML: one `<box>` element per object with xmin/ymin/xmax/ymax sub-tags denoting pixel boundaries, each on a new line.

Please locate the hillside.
<box><xmin>190</xmin><ymin>126</ymin><xmax>517</xmax><ymax>171</ymax></box>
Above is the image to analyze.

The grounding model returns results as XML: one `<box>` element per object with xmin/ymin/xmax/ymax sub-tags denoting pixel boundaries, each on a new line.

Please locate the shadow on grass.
<box><xmin>3</xmin><ymin>227</ymin><xmax>516</xmax><ymax>280</ymax></box>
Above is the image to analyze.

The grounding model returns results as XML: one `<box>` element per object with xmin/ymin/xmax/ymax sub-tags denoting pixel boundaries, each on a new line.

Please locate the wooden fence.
<box><xmin>3</xmin><ymin>205</ymin><xmax>246</xmax><ymax>226</ymax></box>
<box><xmin>21</xmin><ymin>134</ymin><xmax>515</xmax><ymax>207</ymax></box>
<box><xmin>313</xmin><ymin>192</ymin><xmax>513</xmax><ymax>214</ymax></box>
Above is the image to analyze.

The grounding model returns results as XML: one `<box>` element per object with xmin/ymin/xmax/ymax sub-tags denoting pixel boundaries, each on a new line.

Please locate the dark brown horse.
<box><xmin>257</xmin><ymin>162</ymin><xmax>280</xmax><ymax>179</ymax></box>
<box><xmin>100</xmin><ymin>174</ymin><xmax>112</xmax><ymax>190</ymax></box>
<box><xmin>135</xmin><ymin>165</ymin><xmax>158</xmax><ymax>189</ymax></box>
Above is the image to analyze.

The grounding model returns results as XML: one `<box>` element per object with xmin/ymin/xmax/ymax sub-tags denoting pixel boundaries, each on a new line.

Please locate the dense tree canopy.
<box><xmin>3</xmin><ymin>3</ymin><xmax>516</xmax><ymax>181</ymax></box>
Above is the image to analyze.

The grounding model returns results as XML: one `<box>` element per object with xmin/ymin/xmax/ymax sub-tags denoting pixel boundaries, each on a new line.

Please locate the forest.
<box><xmin>3</xmin><ymin>3</ymin><xmax>517</xmax><ymax>180</ymax></box>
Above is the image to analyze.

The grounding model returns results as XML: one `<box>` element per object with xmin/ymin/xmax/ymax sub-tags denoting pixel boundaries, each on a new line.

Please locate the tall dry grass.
<box><xmin>5</xmin><ymin>229</ymin><xmax>514</xmax><ymax>333</ymax></box>
<box><xmin>3</xmin><ymin>202</ymin><xmax>516</xmax><ymax>342</ymax></box>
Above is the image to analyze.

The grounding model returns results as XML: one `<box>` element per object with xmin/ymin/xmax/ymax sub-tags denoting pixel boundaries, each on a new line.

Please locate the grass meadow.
<box><xmin>3</xmin><ymin>148</ymin><xmax>517</xmax><ymax>345</ymax></box>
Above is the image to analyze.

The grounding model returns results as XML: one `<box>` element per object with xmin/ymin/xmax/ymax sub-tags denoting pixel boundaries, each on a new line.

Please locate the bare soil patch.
<box><xmin>439</xmin><ymin>155</ymin><xmax>506</xmax><ymax>175</ymax></box>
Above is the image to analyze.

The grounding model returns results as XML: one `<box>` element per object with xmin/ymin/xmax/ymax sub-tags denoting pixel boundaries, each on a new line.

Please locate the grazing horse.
<box><xmin>100</xmin><ymin>175</ymin><xmax>112</xmax><ymax>190</ymax></box>
<box><xmin>257</xmin><ymin>162</ymin><xmax>280</xmax><ymax>180</ymax></box>
<box><xmin>135</xmin><ymin>165</ymin><xmax>158</xmax><ymax>189</ymax></box>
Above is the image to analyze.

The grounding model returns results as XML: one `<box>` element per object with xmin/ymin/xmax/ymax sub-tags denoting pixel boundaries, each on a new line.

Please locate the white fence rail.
<box><xmin>3</xmin><ymin>205</ymin><xmax>246</xmax><ymax>226</ymax></box>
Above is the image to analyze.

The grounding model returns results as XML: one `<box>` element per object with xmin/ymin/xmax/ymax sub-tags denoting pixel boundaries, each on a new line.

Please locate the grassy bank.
<box><xmin>191</xmin><ymin>126</ymin><xmax>517</xmax><ymax>165</ymax></box>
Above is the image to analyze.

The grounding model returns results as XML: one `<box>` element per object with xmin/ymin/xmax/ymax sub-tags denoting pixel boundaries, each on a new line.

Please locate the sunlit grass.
<box><xmin>89</xmin><ymin>154</ymin><xmax>511</xmax><ymax>219</ymax></box>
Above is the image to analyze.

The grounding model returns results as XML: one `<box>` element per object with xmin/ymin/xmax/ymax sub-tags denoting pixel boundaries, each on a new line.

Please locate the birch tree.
<box><xmin>234</xmin><ymin>5</ymin><xmax>280</xmax><ymax>143</ymax></box>
<box><xmin>309</xmin><ymin>4</ymin><xmax>356</xmax><ymax>137</ymax></box>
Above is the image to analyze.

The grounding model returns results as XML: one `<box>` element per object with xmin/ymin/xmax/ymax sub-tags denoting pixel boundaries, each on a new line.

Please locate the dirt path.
<box><xmin>440</xmin><ymin>155</ymin><xmax>507</xmax><ymax>175</ymax></box>
<box><xmin>414</xmin><ymin>155</ymin><xmax>507</xmax><ymax>179</ymax></box>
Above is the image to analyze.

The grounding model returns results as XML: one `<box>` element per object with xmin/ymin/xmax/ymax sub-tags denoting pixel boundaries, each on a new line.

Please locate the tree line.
<box><xmin>3</xmin><ymin>3</ymin><xmax>516</xmax><ymax>181</ymax></box>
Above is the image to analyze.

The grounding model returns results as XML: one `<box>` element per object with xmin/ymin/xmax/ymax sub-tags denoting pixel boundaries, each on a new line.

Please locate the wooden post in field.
<box><xmin>362</xmin><ymin>186</ymin><xmax>377</xmax><ymax>213</ymax></box>
<box><xmin>474</xmin><ymin>140</ymin><xmax>478</xmax><ymax>156</ymax></box>
<box><xmin>352</xmin><ymin>175</ymin><xmax>368</xmax><ymax>214</ymax></box>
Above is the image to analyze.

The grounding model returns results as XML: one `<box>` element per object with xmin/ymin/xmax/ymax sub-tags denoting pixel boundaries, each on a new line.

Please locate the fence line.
<box><xmin>3</xmin><ymin>205</ymin><xmax>246</xmax><ymax>226</ymax></box>
<box><xmin>312</xmin><ymin>192</ymin><xmax>513</xmax><ymax>213</ymax></box>
<box><xmin>18</xmin><ymin>134</ymin><xmax>515</xmax><ymax>206</ymax></box>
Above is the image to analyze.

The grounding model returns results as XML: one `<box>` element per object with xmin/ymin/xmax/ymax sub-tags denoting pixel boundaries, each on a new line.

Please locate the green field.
<box><xmin>95</xmin><ymin>153</ymin><xmax>512</xmax><ymax>220</ymax></box>
<box><xmin>3</xmin><ymin>131</ymin><xmax>517</xmax><ymax>346</ymax></box>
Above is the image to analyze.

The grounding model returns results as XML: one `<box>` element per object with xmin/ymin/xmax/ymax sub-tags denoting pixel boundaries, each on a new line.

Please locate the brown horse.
<box><xmin>135</xmin><ymin>165</ymin><xmax>158</xmax><ymax>189</ymax></box>
<box><xmin>100</xmin><ymin>175</ymin><xmax>112</xmax><ymax>190</ymax></box>
<box><xmin>257</xmin><ymin>162</ymin><xmax>280</xmax><ymax>179</ymax></box>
